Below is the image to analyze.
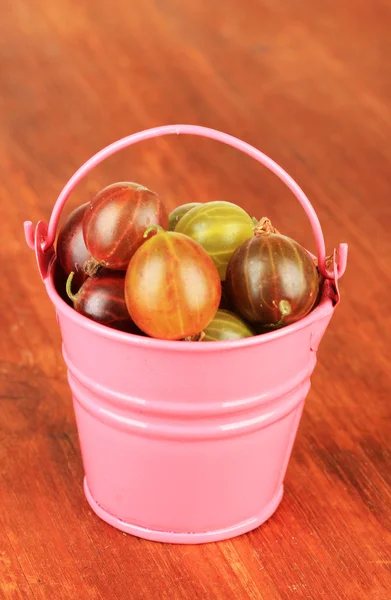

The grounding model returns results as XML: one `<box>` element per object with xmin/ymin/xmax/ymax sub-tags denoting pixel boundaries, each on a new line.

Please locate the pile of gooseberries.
<box><xmin>56</xmin><ymin>181</ymin><xmax>321</xmax><ymax>341</ymax></box>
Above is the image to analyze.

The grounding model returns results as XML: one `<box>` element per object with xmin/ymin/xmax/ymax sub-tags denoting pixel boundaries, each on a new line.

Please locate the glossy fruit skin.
<box><xmin>53</xmin><ymin>261</ymin><xmax>73</xmax><ymax>307</ymax></box>
<box><xmin>168</xmin><ymin>202</ymin><xmax>202</xmax><ymax>231</ymax></box>
<box><xmin>219</xmin><ymin>281</ymin><xmax>234</xmax><ymax>311</ymax></box>
<box><xmin>175</xmin><ymin>201</ymin><xmax>255</xmax><ymax>280</ymax></box>
<box><xmin>226</xmin><ymin>233</ymin><xmax>320</xmax><ymax>327</ymax></box>
<box><xmin>83</xmin><ymin>182</ymin><xmax>168</xmax><ymax>271</ymax></box>
<box><xmin>202</xmin><ymin>310</ymin><xmax>254</xmax><ymax>341</ymax></box>
<box><xmin>57</xmin><ymin>202</ymin><xmax>90</xmax><ymax>289</ymax></box>
<box><xmin>70</xmin><ymin>270</ymin><xmax>141</xmax><ymax>334</ymax></box>
<box><xmin>125</xmin><ymin>231</ymin><xmax>221</xmax><ymax>340</ymax></box>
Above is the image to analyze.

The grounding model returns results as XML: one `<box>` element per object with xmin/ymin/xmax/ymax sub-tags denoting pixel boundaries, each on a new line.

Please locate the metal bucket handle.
<box><xmin>24</xmin><ymin>124</ymin><xmax>348</xmax><ymax>283</ymax></box>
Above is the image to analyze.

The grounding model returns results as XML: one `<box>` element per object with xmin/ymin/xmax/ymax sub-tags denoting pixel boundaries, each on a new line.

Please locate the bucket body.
<box><xmin>48</xmin><ymin>266</ymin><xmax>334</xmax><ymax>543</ymax></box>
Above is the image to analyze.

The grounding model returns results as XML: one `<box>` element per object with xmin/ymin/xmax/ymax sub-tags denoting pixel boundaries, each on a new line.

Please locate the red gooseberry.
<box><xmin>66</xmin><ymin>270</ymin><xmax>141</xmax><ymax>334</ymax></box>
<box><xmin>83</xmin><ymin>182</ymin><xmax>168</xmax><ymax>274</ymax></box>
<box><xmin>56</xmin><ymin>202</ymin><xmax>90</xmax><ymax>289</ymax></box>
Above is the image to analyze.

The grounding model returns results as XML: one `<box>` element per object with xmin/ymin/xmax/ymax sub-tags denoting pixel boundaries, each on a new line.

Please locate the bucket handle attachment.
<box><xmin>24</xmin><ymin>124</ymin><xmax>347</xmax><ymax>282</ymax></box>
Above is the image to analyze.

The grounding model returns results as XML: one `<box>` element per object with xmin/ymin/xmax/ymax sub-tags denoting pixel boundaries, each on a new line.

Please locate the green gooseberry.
<box><xmin>175</xmin><ymin>201</ymin><xmax>255</xmax><ymax>279</ymax></box>
<box><xmin>202</xmin><ymin>309</ymin><xmax>254</xmax><ymax>341</ymax></box>
<box><xmin>168</xmin><ymin>202</ymin><xmax>202</xmax><ymax>231</ymax></box>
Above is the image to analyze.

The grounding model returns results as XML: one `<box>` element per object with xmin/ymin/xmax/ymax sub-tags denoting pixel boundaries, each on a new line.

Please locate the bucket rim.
<box><xmin>48</xmin><ymin>259</ymin><xmax>336</xmax><ymax>353</ymax></box>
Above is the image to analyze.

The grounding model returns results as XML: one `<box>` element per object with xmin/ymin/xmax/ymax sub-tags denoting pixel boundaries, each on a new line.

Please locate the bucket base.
<box><xmin>84</xmin><ymin>478</ymin><xmax>284</xmax><ymax>544</ymax></box>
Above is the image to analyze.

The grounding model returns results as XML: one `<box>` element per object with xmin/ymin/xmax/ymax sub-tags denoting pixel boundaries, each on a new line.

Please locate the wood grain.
<box><xmin>1</xmin><ymin>0</ymin><xmax>390</xmax><ymax>598</ymax></box>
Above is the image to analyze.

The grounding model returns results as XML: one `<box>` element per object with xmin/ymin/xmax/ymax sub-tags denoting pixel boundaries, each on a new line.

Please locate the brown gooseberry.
<box><xmin>226</xmin><ymin>218</ymin><xmax>320</xmax><ymax>328</ymax></box>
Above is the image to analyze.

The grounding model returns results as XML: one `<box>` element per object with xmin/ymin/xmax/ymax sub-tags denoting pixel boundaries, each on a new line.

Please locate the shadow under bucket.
<box><xmin>24</xmin><ymin>125</ymin><xmax>348</xmax><ymax>544</ymax></box>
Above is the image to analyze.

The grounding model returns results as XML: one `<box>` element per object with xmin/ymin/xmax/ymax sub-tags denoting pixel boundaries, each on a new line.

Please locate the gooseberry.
<box><xmin>56</xmin><ymin>202</ymin><xmax>90</xmax><ymax>289</ymax></box>
<box><xmin>202</xmin><ymin>309</ymin><xmax>254</xmax><ymax>341</ymax></box>
<box><xmin>83</xmin><ymin>182</ymin><xmax>168</xmax><ymax>274</ymax></box>
<box><xmin>175</xmin><ymin>201</ymin><xmax>254</xmax><ymax>280</ymax></box>
<box><xmin>168</xmin><ymin>202</ymin><xmax>202</xmax><ymax>231</ymax></box>
<box><xmin>66</xmin><ymin>270</ymin><xmax>141</xmax><ymax>334</ymax></box>
<box><xmin>125</xmin><ymin>227</ymin><xmax>221</xmax><ymax>340</ymax></box>
<box><xmin>219</xmin><ymin>281</ymin><xmax>234</xmax><ymax>311</ymax></box>
<box><xmin>226</xmin><ymin>218</ymin><xmax>320</xmax><ymax>328</ymax></box>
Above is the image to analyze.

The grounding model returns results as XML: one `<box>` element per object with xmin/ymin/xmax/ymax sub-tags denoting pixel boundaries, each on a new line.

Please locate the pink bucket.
<box><xmin>24</xmin><ymin>125</ymin><xmax>348</xmax><ymax>544</ymax></box>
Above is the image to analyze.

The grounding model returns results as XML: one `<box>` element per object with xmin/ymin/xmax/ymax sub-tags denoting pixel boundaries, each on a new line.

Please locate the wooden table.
<box><xmin>1</xmin><ymin>1</ymin><xmax>390</xmax><ymax>598</ymax></box>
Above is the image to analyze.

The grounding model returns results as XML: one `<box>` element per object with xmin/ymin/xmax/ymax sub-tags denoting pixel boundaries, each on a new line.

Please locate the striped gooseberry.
<box><xmin>201</xmin><ymin>309</ymin><xmax>254</xmax><ymax>341</ymax></box>
<box><xmin>56</xmin><ymin>202</ymin><xmax>90</xmax><ymax>289</ymax></box>
<box><xmin>174</xmin><ymin>201</ymin><xmax>255</xmax><ymax>280</ymax></box>
<box><xmin>66</xmin><ymin>270</ymin><xmax>141</xmax><ymax>334</ymax></box>
<box><xmin>168</xmin><ymin>202</ymin><xmax>202</xmax><ymax>231</ymax></box>
<box><xmin>83</xmin><ymin>182</ymin><xmax>168</xmax><ymax>274</ymax></box>
<box><xmin>226</xmin><ymin>218</ymin><xmax>320</xmax><ymax>328</ymax></box>
<box><xmin>125</xmin><ymin>226</ymin><xmax>221</xmax><ymax>340</ymax></box>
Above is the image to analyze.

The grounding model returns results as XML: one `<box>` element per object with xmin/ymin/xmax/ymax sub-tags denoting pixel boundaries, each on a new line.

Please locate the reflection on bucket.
<box><xmin>24</xmin><ymin>125</ymin><xmax>347</xmax><ymax>544</ymax></box>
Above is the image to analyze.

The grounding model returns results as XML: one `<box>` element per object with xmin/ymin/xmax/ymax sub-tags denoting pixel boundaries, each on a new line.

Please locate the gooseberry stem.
<box><xmin>184</xmin><ymin>331</ymin><xmax>206</xmax><ymax>342</ymax></box>
<box><xmin>279</xmin><ymin>299</ymin><xmax>292</xmax><ymax>318</ymax></box>
<box><xmin>66</xmin><ymin>272</ymin><xmax>77</xmax><ymax>302</ymax></box>
<box><xmin>314</xmin><ymin>254</ymin><xmax>334</xmax><ymax>269</ymax></box>
<box><xmin>254</xmin><ymin>217</ymin><xmax>279</xmax><ymax>236</ymax></box>
<box><xmin>83</xmin><ymin>256</ymin><xmax>101</xmax><ymax>277</ymax></box>
<box><xmin>144</xmin><ymin>224</ymin><xmax>164</xmax><ymax>238</ymax></box>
